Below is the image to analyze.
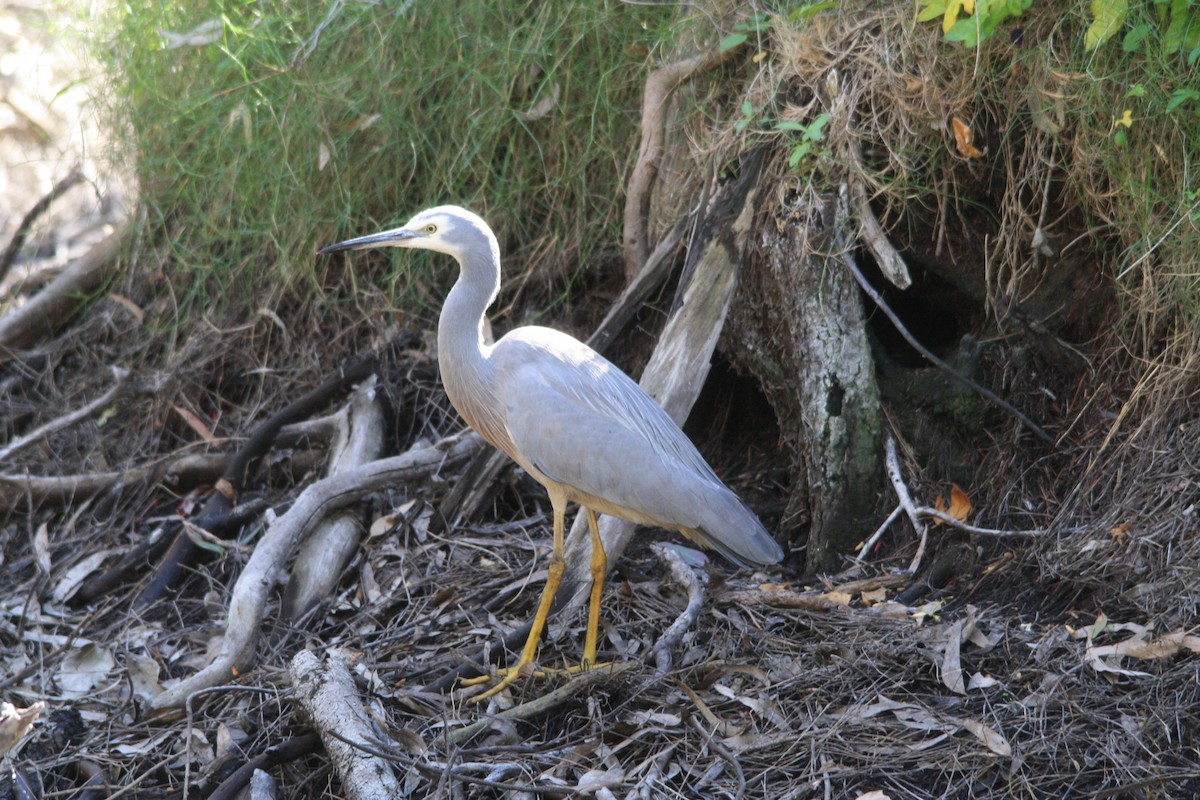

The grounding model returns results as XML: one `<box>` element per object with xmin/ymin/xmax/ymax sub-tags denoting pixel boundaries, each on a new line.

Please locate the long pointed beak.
<box><xmin>318</xmin><ymin>227</ymin><xmax>421</xmax><ymax>254</ymax></box>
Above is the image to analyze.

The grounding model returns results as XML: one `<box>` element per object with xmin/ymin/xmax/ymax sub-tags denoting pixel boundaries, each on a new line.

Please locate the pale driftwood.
<box><xmin>0</xmin><ymin>225</ymin><xmax>125</xmax><ymax>354</ymax></box>
<box><xmin>623</xmin><ymin>46</ymin><xmax>740</xmax><ymax>278</ymax></box>
<box><xmin>847</xmin><ymin>142</ymin><xmax>911</xmax><ymax>289</ymax></box>
<box><xmin>650</xmin><ymin>544</ymin><xmax>707</xmax><ymax>677</ymax></box>
<box><xmin>282</xmin><ymin>381</ymin><xmax>385</xmax><ymax>620</ymax></box>
<box><xmin>553</xmin><ymin>166</ymin><xmax>761</xmax><ymax>640</ymax></box>
<box><xmin>151</xmin><ymin>431</ymin><xmax>479</xmax><ymax>709</ymax></box>
<box><xmin>0</xmin><ymin>366</ymin><xmax>129</xmax><ymax>463</ymax></box>
<box><xmin>290</xmin><ymin>650</ymin><xmax>401</xmax><ymax>800</ymax></box>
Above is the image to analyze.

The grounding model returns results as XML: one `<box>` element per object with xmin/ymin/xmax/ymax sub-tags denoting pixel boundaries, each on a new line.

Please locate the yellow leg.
<box><xmin>582</xmin><ymin>508</ymin><xmax>606</xmax><ymax>667</ymax></box>
<box><xmin>470</xmin><ymin>503</ymin><xmax>567</xmax><ymax>703</ymax></box>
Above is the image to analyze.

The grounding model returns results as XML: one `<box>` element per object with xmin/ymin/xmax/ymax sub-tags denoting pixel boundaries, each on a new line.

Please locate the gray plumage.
<box><xmin>321</xmin><ymin>205</ymin><xmax>781</xmax><ymax>700</ymax></box>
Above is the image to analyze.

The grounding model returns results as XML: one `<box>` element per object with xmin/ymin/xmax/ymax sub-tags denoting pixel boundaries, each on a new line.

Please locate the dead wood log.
<box><xmin>281</xmin><ymin>380</ymin><xmax>384</xmax><ymax>620</ymax></box>
<box><xmin>150</xmin><ymin>431</ymin><xmax>479</xmax><ymax>709</ymax></box>
<box><xmin>623</xmin><ymin>45</ymin><xmax>742</xmax><ymax>278</ymax></box>
<box><xmin>0</xmin><ymin>225</ymin><xmax>125</xmax><ymax>356</ymax></box>
<box><xmin>290</xmin><ymin>650</ymin><xmax>401</xmax><ymax>800</ymax></box>
<box><xmin>133</xmin><ymin>347</ymin><xmax>387</xmax><ymax>609</ymax></box>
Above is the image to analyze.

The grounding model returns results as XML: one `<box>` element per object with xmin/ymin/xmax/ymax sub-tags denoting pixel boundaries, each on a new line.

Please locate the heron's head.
<box><xmin>318</xmin><ymin>205</ymin><xmax>492</xmax><ymax>261</ymax></box>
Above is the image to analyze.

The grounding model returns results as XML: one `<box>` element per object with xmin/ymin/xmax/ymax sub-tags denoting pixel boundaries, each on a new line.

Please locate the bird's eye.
<box><xmin>423</xmin><ymin>223</ymin><xmax>437</xmax><ymax>234</ymax></box>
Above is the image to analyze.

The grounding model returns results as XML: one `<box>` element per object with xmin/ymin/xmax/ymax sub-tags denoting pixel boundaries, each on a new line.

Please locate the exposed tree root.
<box><xmin>623</xmin><ymin>44</ymin><xmax>742</xmax><ymax>277</ymax></box>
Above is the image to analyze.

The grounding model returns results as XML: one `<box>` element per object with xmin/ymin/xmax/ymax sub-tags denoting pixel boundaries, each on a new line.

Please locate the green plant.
<box><xmin>776</xmin><ymin>112</ymin><xmax>831</xmax><ymax>169</ymax></box>
<box><xmin>917</xmin><ymin>0</ymin><xmax>1034</xmax><ymax>47</ymax></box>
<box><xmin>95</xmin><ymin>0</ymin><xmax>673</xmax><ymax>315</ymax></box>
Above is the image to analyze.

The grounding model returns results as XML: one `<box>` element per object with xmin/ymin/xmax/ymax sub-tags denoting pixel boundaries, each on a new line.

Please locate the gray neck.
<box><xmin>437</xmin><ymin>231</ymin><xmax>501</xmax><ymax>415</ymax></box>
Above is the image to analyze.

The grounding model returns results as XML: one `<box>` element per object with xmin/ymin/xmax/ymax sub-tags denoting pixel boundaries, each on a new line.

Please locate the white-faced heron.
<box><xmin>320</xmin><ymin>206</ymin><xmax>783</xmax><ymax>700</ymax></box>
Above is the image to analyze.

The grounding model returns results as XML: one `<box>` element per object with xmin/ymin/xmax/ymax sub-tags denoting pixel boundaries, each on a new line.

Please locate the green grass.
<box><xmin>99</xmin><ymin>0</ymin><xmax>674</xmax><ymax>317</ymax></box>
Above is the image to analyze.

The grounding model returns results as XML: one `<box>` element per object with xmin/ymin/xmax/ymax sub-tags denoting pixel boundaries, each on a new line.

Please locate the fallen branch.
<box><xmin>651</xmin><ymin>544</ymin><xmax>707</xmax><ymax>677</ymax></box>
<box><xmin>885</xmin><ymin>434</ymin><xmax>931</xmax><ymax>573</ymax></box>
<box><xmin>3</xmin><ymin>415</ymin><xmax>340</xmax><ymax>515</ymax></box>
<box><xmin>623</xmin><ymin>45</ymin><xmax>742</xmax><ymax>277</ymax></box>
<box><xmin>150</xmin><ymin>431</ymin><xmax>479</xmax><ymax>709</ymax></box>
<box><xmin>0</xmin><ymin>366</ymin><xmax>129</xmax><ymax>463</ymax></box>
<box><xmin>282</xmin><ymin>381</ymin><xmax>385</xmax><ymax>620</ymax></box>
<box><xmin>290</xmin><ymin>650</ymin><xmax>401</xmax><ymax>800</ymax></box>
<box><xmin>0</xmin><ymin>166</ymin><xmax>84</xmax><ymax>284</ymax></box>
<box><xmin>134</xmin><ymin>347</ymin><xmax>389</xmax><ymax>609</ymax></box>
<box><xmin>847</xmin><ymin>142</ymin><xmax>911</xmax><ymax>289</ymax></box>
<box><xmin>0</xmin><ymin>225</ymin><xmax>126</xmax><ymax>355</ymax></box>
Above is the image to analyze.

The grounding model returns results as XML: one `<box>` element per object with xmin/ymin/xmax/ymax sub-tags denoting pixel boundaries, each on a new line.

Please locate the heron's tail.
<box><xmin>683</xmin><ymin>492</ymin><xmax>783</xmax><ymax>570</ymax></box>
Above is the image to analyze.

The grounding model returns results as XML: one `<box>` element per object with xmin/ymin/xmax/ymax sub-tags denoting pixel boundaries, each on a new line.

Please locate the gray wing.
<box><xmin>493</xmin><ymin>327</ymin><xmax>783</xmax><ymax>568</ymax></box>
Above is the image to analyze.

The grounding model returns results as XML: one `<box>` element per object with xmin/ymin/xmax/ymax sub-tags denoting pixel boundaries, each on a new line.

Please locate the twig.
<box><xmin>884</xmin><ymin>434</ymin><xmax>930</xmax><ymax>572</ymax></box>
<box><xmin>650</xmin><ymin>544</ymin><xmax>707</xmax><ymax>677</ymax></box>
<box><xmin>847</xmin><ymin>142</ymin><xmax>911</xmax><ymax>289</ymax></box>
<box><xmin>836</xmin><ymin>185</ymin><xmax>1056</xmax><ymax>447</ymax></box>
<box><xmin>882</xmin><ymin>434</ymin><xmax>1053</xmax><ymax>573</ymax></box>
<box><xmin>328</xmin><ymin>732</ymin><xmax>564</xmax><ymax>795</ymax></box>
<box><xmin>0</xmin><ymin>166</ymin><xmax>84</xmax><ymax>283</ymax></box>
<box><xmin>447</xmin><ymin>660</ymin><xmax>638</xmax><ymax>746</ymax></box>
<box><xmin>856</xmin><ymin>504</ymin><xmax>903</xmax><ymax>559</ymax></box>
<box><xmin>688</xmin><ymin>714</ymin><xmax>745</xmax><ymax>800</ymax></box>
<box><xmin>205</xmin><ymin>733</ymin><xmax>321</xmax><ymax>800</ymax></box>
<box><xmin>0</xmin><ymin>366</ymin><xmax>129</xmax><ymax>463</ymax></box>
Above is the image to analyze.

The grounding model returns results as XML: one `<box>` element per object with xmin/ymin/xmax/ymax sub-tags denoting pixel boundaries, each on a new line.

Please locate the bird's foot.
<box><xmin>464</xmin><ymin>662</ymin><xmax>531</xmax><ymax>702</ymax></box>
<box><xmin>463</xmin><ymin>658</ymin><xmax>615</xmax><ymax>702</ymax></box>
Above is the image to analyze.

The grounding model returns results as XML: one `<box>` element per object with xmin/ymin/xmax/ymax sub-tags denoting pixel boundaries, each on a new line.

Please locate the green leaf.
<box><xmin>788</xmin><ymin>142</ymin><xmax>812</xmax><ymax>170</ymax></box>
<box><xmin>788</xmin><ymin>1</ymin><xmax>837</xmax><ymax>22</ymax></box>
<box><xmin>1166</xmin><ymin>88</ymin><xmax>1200</xmax><ymax>112</ymax></box>
<box><xmin>1086</xmin><ymin>0</ymin><xmax>1128</xmax><ymax>50</ymax></box>
<box><xmin>917</xmin><ymin>0</ymin><xmax>947</xmax><ymax>23</ymax></box>
<box><xmin>719</xmin><ymin>32</ymin><xmax>748</xmax><ymax>52</ymax></box>
<box><xmin>1163</xmin><ymin>0</ymin><xmax>1190</xmax><ymax>53</ymax></box>
<box><xmin>1122</xmin><ymin>22</ymin><xmax>1153</xmax><ymax>52</ymax></box>
<box><xmin>945</xmin><ymin>17</ymin><xmax>981</xmax><ymax>47</ymax></box>
<box><xmin>775</xmin><ymin>121</ymin><xmax>805</xmax><ymax>131</ymax></box>
<box><xmin>1125</xmin><ymin>83</ymin><xmax>1146</xmax><ymax>98</ymax></box>
<box><xmin>804</xmin><ymin>112</ymin><xmax>832</xmax><ymax>141</ymax></box>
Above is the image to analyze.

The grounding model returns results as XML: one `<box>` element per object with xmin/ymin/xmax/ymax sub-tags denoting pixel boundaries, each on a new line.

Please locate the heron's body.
<box><xmin>321</xmin><ymin>206</ymin><xmax>782</xmax><ymax>700</ymax></box>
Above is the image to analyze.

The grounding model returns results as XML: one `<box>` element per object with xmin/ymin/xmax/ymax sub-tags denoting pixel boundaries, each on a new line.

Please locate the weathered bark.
<box><xmin>728</xmin><ymin>193</ymin><xmax>882</xmax><ymax>573</ymax></box>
